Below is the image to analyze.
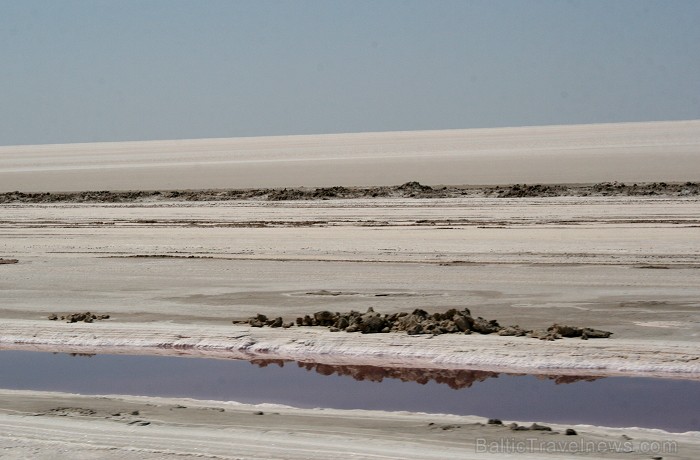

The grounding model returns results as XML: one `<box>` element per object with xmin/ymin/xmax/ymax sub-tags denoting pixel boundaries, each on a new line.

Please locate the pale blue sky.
<box><xmin>1</xmin><ymin>0</ymin><xmax>698</xmax><ymax>146</ymax></box>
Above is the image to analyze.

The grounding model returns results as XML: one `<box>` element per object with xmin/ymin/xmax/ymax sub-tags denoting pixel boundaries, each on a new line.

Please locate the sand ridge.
<box><xmin>1</xmin><ymin>120</ymin><xmax>699</xmax><ymax>192</ymax></box>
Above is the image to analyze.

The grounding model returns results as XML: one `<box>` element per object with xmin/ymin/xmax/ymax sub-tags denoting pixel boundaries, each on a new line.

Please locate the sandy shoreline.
<box><xmin>2</xmin><ymin>389</ymin><xmax>696</xmax><ymax>460</ymax></box>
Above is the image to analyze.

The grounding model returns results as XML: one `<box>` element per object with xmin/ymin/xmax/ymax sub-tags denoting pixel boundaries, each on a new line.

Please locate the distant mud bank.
<box><xmin>1</xmin><ymin>181</ymin><xmax>698</xmax><ymax>204</ymax></box>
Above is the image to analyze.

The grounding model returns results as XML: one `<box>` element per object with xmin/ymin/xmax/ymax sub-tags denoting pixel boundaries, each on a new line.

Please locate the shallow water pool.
<box><xmin>0</xmin><ymin>350</ymin><xmax>698</xmax><ymax>432</ymax></box>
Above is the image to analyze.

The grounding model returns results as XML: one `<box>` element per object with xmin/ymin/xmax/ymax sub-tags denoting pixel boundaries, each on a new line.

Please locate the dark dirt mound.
<box><xmin>3</xmin><ymin>181</ymin><xmax>695</xmax><ymax>204</ymax></box>
<box><xmin>234</xmin><ymin>307</ymin><xmax>612</xmax><ymax>340</ymax></box>
<box><xmin>48</xmin><ymin>312</ymin><xmax>111</xmax><ymax>323</ymax></box>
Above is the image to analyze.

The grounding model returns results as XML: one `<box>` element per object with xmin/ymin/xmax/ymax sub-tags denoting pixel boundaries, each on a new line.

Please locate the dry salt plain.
<box><xmin>1</xmin><ymin>120</ymin><xmax>700</xmax><ymax>459</ymax></box>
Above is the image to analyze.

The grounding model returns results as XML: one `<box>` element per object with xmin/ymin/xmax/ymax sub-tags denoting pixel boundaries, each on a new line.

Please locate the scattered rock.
<box><xmin>235</xmin><ymin>308</ymin><xmax>612</xmax><ymax>340</ymax></box>
<box><xmin>487</xmin><ymin>418</ymin><xmax>503</xmax><ymax>425</ymax></box>
<box><xmin>497</xmin><ymin>325</ymin><xmax>528</xmax><ymax>336</ymax></box>
<box><xmin>127</xmin><ymin>420</ymin><xmax>150</xmax><ymax>426</ymax></box>
<box><xmin>269</xmin><ymin>317</ymin><xmax>284</xmax><ymax>328</ymax></box>
<box><xmin>313</xmin><ymin>310</ymin><xmax>336</xmax><ymax>326</ymax></box>
<box><xmin>50</xmin><ymin>312</ymin><xmax>111</xmax><ymax>323</ymax></box>
<box><xmin>508</xmin><ymin>423</ymin><xmax>529</xmax><ymax>431</ymax></box>
<box><xmin>47</xmin><ymin>407</ymin><xmax>96</xmax><ymax>417</ymax></box>
<box><xmin>508</xmin><ymin>422</ymin><xmax>552</xmax><ymax>431</ymax></box>
<box><xmin>440</xmin><ymin>424</ymin><xmax>461</xmax><ymax>431</ymax></box>
<box><xmin>565</xmin><ymin>428</ymin><xmax>578</xmax><ymax>436</ymax></box>
<box><xmin>472</xmin><ymin>317</ymin><xmax>501</xmax><ymax>334</ymax></box>
<box><xmin>528</xmin><ymin>330</ymin><xmax>562</xmax><ymax>341</ymax></box>
<box><xmin>548</xmin><ymin>324</ymin><xmax>612</xmax><ymax>339</ymax></box>
<box><xmin>0</xmin><ymin>258</ymin><xmax>19</xmax><ymax>264</ymax></box>
<box><xmin>253</xmin><ymin>411</ymin><xmax>264</xmax><ymax>415</ymax></box>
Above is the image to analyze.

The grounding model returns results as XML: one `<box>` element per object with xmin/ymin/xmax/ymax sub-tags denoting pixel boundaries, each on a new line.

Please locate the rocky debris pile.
<box><xmin>0</xmin><ymin>258</ymin><xmax>19</xmax><ymax>264</ymax></box>
<box><xmin>397</xmin><ymin>181</ymin><xmax>436</xmax><ymax>197</ymax></box>
<box><xmin>0</xmin><ymin>190</ymin><xmax>162</xmax><ymax>204</ymax></box>
<box><xmin>267</xmin><ymin>186</ymin><xmax>359</xmax><ymax>201</ymax></box>
<box><xmin>0</xmin><ymin>182</ymin><xmax>444</xmax><ymax>204</ymax></box>
<box><xmin>494</xmin><ymin>183</ymin><xmax>569</xmax><ymax>198</ymax></box>
<box><xmin>529</xmin><ymin>324</ymin><xmax>613</xmax><ymax>341</ymax></box>
<box><xmin>266</xmin><ymin>182</ymin><xmax>440</xmax><ymax>200</ymax></box>
<box><xmin>233</xmin><ymin>314</ymin><xmax>294</xmax><ymax>329</ymax></box>
<box><xmin>48</xmin><ymin>312</ymin><xmax>110</xmax><ymax>323</ymax></box>
<box><xmin>490</xmin><ymin>181</ymin><xmax>700</xmax><ymax>198</ymax></box>
<box><xmin>2</xmin><ymin>181</ymin><xmax>697</xmax><ymax>204</ymax></box>
<box><xmin>293</xmin><ymin>307</ymin><xmax>482</xmax><ymax>335</ymax></box>
<box><xmin>508</xmin><ymin>422</ymin><xmax>553</xmax><ymax>432</ymax></box>
<box><xmin>499</xmin><ymin>421</ymin><xmax>576</xmax><ymax>435</ymax></box>
<box><xmin>590</xmin><ymin>181</ymin><xmax>700</xmax><ymax>196</ymax></box>
<box><xmin>234</xmin><ymin>307</ymin><xmax>612</xmax><ymax>340</ymax></box>
<box><xmin>461</xmin><ymin>419</ymin><xmax>579</xmax><ymax>435</ymax></box>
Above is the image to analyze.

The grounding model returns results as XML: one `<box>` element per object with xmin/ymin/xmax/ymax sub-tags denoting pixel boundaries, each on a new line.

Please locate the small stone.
<box><xmin>487</xmin><ymin>418</ymin><xmax>503</xmax><ymax>425</ymax></box>
<box><xmin>253</xmin><ymin>411</ymin><xmax>264</xmax><ymax>415</ymax></box>
<box><xmin>565</xmin><ymin>428</ymin><xmax>577</xmax><ymax>436</ymax></box>
<box><xmin>269</xmin><ymin>317</ymin><xmax>283</xmax><ymax>328</ymax></box>
<box><xmin>441</xmin><ymin>424</ymin><xmax>460</xmax><ymax>431</ymax></box>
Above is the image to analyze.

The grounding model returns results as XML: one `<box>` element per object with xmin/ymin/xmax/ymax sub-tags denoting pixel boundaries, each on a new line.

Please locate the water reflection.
<box><xmin>248</xmin><ymin>359</ymin><xmax>603</xmax><ymax>389</ymax></box>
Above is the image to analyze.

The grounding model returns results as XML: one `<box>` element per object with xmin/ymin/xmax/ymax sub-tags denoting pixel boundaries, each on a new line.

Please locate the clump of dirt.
<box><xmin>48</xmin><ymin>312</ymin><xmax>111</xmax><ymax>323</ymax></box>
<box><xmin>234</xmin><ymin>307</ymin><xmax>612</xmax><ymax>340</ymax></box>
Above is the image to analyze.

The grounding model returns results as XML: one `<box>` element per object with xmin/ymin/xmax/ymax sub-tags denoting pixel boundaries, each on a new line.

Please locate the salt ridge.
<box><xmin>2</xmin><ymin>320</ymin><xmax>699</xmax><ymax>380</ymax></box>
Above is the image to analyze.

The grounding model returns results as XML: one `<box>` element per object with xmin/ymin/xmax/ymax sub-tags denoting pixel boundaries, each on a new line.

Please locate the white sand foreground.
<box><xmin>1</xmin><ymin>194</ymin><xmax>700</xmax><ymax>458</ymax></box>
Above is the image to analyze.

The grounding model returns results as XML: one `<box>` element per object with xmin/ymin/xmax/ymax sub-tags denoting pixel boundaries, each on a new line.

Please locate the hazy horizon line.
<box><xmin>3</xmin><ymin>118</ymin><xmax>699</xmax><ymax>149</ymax></box>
